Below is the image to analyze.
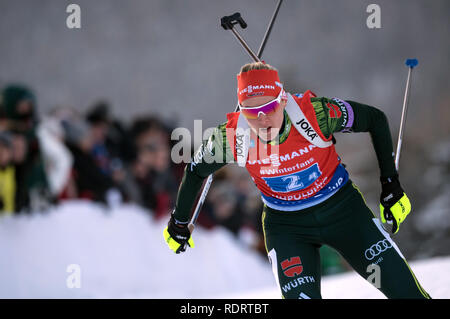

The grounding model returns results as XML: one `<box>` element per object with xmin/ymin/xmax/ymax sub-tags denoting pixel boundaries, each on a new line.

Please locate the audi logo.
<box><xmin>364</xmin><ymin>239</ymin><xmax>392</xmax><ymax>260</ymax></box>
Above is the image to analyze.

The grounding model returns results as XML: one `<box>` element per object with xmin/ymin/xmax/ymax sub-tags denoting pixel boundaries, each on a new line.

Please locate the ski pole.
<box><xmin>395</xmin><ymin>58</ymin><xmax>418</xmax><ymax>171</ymax></box>
<box><xmin>188</xmin><ymin>3</ymin><xmax>283</xmax><ymax>233</ymax></box>
<box><xmin>257</xmin><ymin>0</ymin><xmax>283</xmax><ymax>59</ymax></box>
<box><xmin>221</xmin><ymin>13</ymin><xmax>261</xmax><ymax>63</ymax></box>
<box><xmin>188</xmin><ymin>174</ymin><xmax>213</xmax><ymax>233</ymax></box>
<box><xmin>188</xmin><ymin>14</ymin><xmax>258</xmax><ymax>233</ymax></box>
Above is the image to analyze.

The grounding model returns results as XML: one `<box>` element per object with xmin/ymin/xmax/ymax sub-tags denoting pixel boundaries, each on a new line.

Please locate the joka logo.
<box><xmin>281</xmin><ymin>257</ymin><xmax>303</xmax><ymax>277</ymax></box>
<box><xmin>295</xmin><ymin>119</ymin><xmax>317</xmax><ymax>140</ymax></box>
<box><xmin>327</xmin><ymin>102</ymin><xmax>342</xmax><ymax>119</ymax></box>
<box><xmin>235</xmin><ymin>134</ymin><xmax>244</xmax><ymax>158</ymax></box>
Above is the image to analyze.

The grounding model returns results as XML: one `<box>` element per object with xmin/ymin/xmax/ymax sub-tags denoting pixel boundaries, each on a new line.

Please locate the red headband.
<box><xmin>237</xmin><ymin>69</ymin><xmax>282</xmax><ymax>104</ymax></box>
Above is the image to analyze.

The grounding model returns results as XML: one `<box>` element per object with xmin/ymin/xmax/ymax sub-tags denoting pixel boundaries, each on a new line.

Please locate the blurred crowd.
<box><xmin>0</xmin><ymin>84</ymin><xmax>181</xmax><ymax>217</ymax></box>
<box><xmin>0</xmin><ymin>83</ymin><xmax>347</xmax><ymax>272</ymax></box>
<box><xmin>0</xmin><ymin>84</ymin><xmax>269</xmax><ymax>252</ymax></box>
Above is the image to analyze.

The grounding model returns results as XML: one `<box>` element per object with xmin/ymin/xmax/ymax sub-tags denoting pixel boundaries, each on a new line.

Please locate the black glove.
<box><xmin>379</xmin><ymin>175</ymin><xmax>411</xmax><ymax>234</ymax></box>
<box><xmin>163</xmin><ymin>215</ymin><xmax>194</xmax><ymax>254</ymax></box>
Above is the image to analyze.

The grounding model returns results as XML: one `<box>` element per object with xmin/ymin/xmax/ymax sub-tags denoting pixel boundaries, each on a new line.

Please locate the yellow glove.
<box><xmin>380</xmin><ymin>176</ymin><xmax>411</xmax><ymax>234</ymax></box>
<box><xmin>163</xmin><ymin>216</ymin><xmax>194</xmax><ymax>254</ymax></box>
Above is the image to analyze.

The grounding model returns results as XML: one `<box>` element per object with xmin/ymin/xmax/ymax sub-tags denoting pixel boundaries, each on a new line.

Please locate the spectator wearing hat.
<box><xmin>1</xmin><ymin>84</ymin><xmax>50</xmax><ymax>213</ymax></box>
<box><xmin>0</xmin><ymin>131</ymin><xmax>15</xmax><ymax>214</ymax></box>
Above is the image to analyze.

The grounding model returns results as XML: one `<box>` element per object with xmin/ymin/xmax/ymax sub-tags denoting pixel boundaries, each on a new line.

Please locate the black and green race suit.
<box><xmin>172</xmin><ymin>96</ymin><xmax>430</xmax><ymax>299</ymax></box>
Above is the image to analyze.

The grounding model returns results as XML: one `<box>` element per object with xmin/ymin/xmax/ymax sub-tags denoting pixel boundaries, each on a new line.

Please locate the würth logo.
<box><xmin>327</xmin><ymin>102</ymin><xmax>342</xmax><ymax>119</ymax></box>
<box><xmin>281</xmin><ymin>256</ymin><xmax>303</xmax><ymax>277</ymax></box>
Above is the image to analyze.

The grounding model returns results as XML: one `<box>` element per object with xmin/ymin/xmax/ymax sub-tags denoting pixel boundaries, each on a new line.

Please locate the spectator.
<box><xmin>85</xmin><ymin>101</ymin><xmax>132</xmax><ymax>174</ymax></box>
<box><xmin>1</xmin><ymin>84</ymin><xmax>38</xmax><ymax>138</ymax></box>
<box><xmin>85</xmin><ymin>101</ymin><xmax>139</xmax><ymax>205</ymax></box>
<box><xmin>37</xmin><ymin>116</ymin><xmax>73</xmax><ymax>199</ymax></box>
<box><xmin>0</xmin><ymin>131</ymin><xmax>15</xmax><ymax>215</ymax></box>
<box><xmin>0</xmin><ymin>84</ymin><xmax>51</xmax><ymax>213</ymax></box>
<box><xmin>61</xmin><ymin>115</ymin><xmax>117</xmax><ymax>203</ymax></box>
<box><xmin>206</xmin><ymin>180</ymin><xmax>243</xmax><ymax>235</ymax></box>
<box><xmin>86</xmin><ymin>101</ymin><xmax>114</xmax><ymax>176</ymax></box>
<box><xmin>128</xmin><ymin>116</ymin><xmax>178</xmax><ymax>218</ymax></box>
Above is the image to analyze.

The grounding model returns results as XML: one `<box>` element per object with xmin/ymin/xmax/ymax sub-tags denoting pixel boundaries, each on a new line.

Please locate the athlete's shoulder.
<box><xmin>225</xmin><ymin>111</ymin><xmax>240</xmax><ymax>128</ymax></box>
<box><xmin>291</xmin><ymin>90</ymin><xmax>328</xmax><ymax>124</ymax></box>
<box><xmin>292</xmin><ymin>91</ymin><xmax>353</xmax><ymax>137</ymax></box>
<box><xmin>213</xmin><ymin>120</ymin><xmax>228</xmax><ymax>139</ymax></box>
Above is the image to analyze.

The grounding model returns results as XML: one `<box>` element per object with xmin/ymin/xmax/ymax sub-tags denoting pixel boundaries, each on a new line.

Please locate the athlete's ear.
<box><xmin>281</xmin><ymin>91</ymin><xmax>288</xmax><ymax>106</ymax></box>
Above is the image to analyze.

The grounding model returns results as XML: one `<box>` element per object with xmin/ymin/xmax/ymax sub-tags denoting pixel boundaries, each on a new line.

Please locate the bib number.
<box><xmin>262</xmin><ymin>164</ymin><xmax>321</xmax><ymax>193</ymax></box>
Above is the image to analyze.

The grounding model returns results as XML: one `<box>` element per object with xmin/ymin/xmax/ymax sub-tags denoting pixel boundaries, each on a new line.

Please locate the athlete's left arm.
<box><xmin>313</xmin><ymin>97</ymin><xmax>411</xmax><ymax>234</ymax></box>
<box><xmin>311</xmin><ymin>97</ymin><xmax>396</xmax><ymax>178</ymax></box>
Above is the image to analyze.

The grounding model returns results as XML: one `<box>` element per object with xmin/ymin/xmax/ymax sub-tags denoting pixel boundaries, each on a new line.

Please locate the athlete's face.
<box><xmin>241</xmin><ymin>95</ymin><xmax>287</xmax><ymax>142</ymax></box>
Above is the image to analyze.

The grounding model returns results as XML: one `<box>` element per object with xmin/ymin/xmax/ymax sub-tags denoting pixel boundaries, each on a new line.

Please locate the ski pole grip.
<box><xmin>236</xmin><ymin>15</ymin><xmax>247</xmax><ymax>29</ymax></box>
<box><xmin>405</xmin><ymin>58</ymin><xmax>418</xmax><ymax>69</ymax></box>
<box><xmin>221</xmin><ymin>12</ymin><xmax>247</xmax><ymax>30</ymax></box>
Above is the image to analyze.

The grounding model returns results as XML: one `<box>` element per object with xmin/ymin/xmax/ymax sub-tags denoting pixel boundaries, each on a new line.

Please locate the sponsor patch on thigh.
<box><xmin>281</xmin><ymin>275</ymin><xmax>317</xmax><ymax>294</ymax></box>
<box><xmin>365</xmin><ymin>218</ymin><xmax>405</xmax><ymax>262</ymax></box>
<box><xmin>268</xmin><ymin>250</ymin><xmax>317</xmax><ymax>295</ymax></box>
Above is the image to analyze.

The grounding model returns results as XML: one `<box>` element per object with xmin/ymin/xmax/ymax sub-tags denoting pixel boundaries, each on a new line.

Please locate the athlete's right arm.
<box><xmin>172</xmin><ymin>122</ymin><xmax>235</xmax><ymax>223</ymax></box>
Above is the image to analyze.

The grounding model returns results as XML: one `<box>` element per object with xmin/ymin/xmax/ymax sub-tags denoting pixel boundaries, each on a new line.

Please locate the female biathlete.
<box><xmin>163</xmin><ymin>62</ymin><xmax>430</xmax><ymax>299</ymax></box>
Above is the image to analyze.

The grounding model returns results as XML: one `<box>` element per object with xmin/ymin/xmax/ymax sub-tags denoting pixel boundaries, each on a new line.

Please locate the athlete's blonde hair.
<box><xmin>239</xmin><ymin>62</ymin><xmax>278</xmax><ymax>74</ymax></box>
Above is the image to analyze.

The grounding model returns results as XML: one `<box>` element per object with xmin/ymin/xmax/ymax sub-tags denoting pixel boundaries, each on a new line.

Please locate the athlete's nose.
<box><xmin>257</xmin><ymin>112</ymin><xmax>270</xmax><ymax>125</ymax></box>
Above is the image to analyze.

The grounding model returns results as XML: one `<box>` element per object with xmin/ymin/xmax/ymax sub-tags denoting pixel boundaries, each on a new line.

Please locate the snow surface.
<box><xmin>0</xmin><ymin>201</ymin><xmax>448</xmax><ymax>299</ymax></box>
<box><xmin>218</xmin><ymin>256</ymin><xmax>450</xmax><ymax>299</ymax></box>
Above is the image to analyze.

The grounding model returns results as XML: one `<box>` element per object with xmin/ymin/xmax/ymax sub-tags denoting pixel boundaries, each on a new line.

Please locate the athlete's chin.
<box><xmin>258</xmin><ymin>127</ymin><xmax>280</xmax><ymax>142</ymax></box>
